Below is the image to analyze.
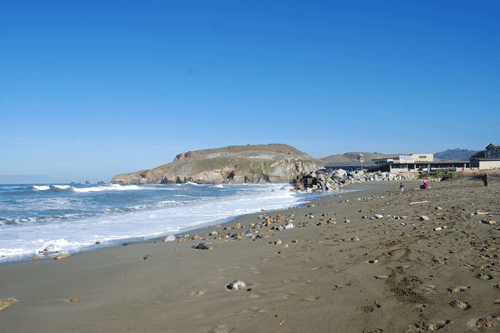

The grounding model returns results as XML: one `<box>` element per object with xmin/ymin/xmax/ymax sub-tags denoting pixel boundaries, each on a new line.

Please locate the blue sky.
<box><xmin>1</xmin><ymin>0</ymin><xmax>498</xmax><ymax>182</ymax></box>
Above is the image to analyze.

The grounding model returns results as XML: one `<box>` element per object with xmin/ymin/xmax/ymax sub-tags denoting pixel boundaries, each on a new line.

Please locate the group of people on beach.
<box><xmin>399</xmin><ymin>180</ymin><xmax>428</xmax><ymax>194</ymax></box>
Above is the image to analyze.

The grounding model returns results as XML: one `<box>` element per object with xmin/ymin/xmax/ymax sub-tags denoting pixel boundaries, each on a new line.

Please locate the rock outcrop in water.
<box><xmin>291</xmin><ymin>169</ymin><xmax>418</xmax><ymax>192</ymax></box>
<box><xmin>112</xmin><ymin>144</ymin><xmax>321</xmax><ymax>185</ymax></box>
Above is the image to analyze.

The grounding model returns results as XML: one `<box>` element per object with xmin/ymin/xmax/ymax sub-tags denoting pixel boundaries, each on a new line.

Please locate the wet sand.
<box><xmin>1</xmin><ymin>174</ymin><xmax>499</xmax><ymax>332</ymax></box>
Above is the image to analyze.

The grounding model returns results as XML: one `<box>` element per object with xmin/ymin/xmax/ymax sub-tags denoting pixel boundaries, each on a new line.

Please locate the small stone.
<box><xmin>368</xmin><ymin>260</ymin><xmax>379</xmax><ymax>264</ymax></box>
<box><xmin>292</xmin><ymin>240</ymin><xmax>298</xmax><ymax>243</ymax></box>
<box><xmin>210</xmin><ymin>231</ymin><xmax>218</xmax><ymax>236</ymax></box>
<box><xmin>351</xmin><ymin>237</ymin><xmax>360</xmax><ymax>242</ymax></box>
<box><xmin>196</xmin><ymin>243</ymin><xmax>213</xmax><ymax>250</ymax></box>
<box><xmin>278</xmin><ymin>251</ymin><xmax>284</xmax><ymax>254</ymax></box>
<box><xmin>95</xmin><ymin>241</ymin><xmax>101</xmax><ymax>244</ymax></box>
<box><xmin>70</xmin><ymin>298</ymin><xmax>80</xmax><ymax>302</ymax></box>
<box><xmin>317</xmin><ymin>222</ymin><xmax>324</xmax><ymax>226</ymax></box>
<box><xmin>55</xmin><ymin>253</ymin><xmax>70</xmax><ymax>260</ymax></box>
<box><xmin>374</xmin><ymin>214</ymin><xmax>383</xmax><ymax>219</ymax></box>
<box><xmin>143</xmin><ymin>254</ymin><xmax>153</xmax><ymax>260</ymax></box>
<box><xmin>32</xmin><ymin>255</ymin><xmax>40</xmax><ymax>260</ymax></box>
<box><xmin>284</xmin><ymin>223</ymin><xmax>294</xmax><ymax>229</ymax></box>
<box><xmin>0</xmin><ymin>298</ymin><xmax>18</xmax><ymax>310</ymax></box>
<box><xmin>164</xmin><ymin>234</ymin><xmax>176</xmax><ymax>242</ymax></box>
<box><xmin>420</xmin><ymin>216</ymin><xmax>430</xmax><ymax>221</ymax></box>
<box><xmin>227</xmin><ymin>280</ymin><xmax>246</xmax><ymax>290</ymax></box>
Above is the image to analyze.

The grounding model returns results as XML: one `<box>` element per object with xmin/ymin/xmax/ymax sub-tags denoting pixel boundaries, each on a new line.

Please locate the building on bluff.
<box><xmin>470</xmin><ymin>144</ymin><xmax>500</xmax><ymax>170</ymax></box>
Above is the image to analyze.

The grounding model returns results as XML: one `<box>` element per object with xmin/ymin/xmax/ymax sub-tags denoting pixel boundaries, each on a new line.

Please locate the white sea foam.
<box><xmin>32</xmin><ymin>185</ymin><xmax>50</xmax><ymax>191</ymax></box>
<box><xmin>70</xmin><ymin>184</ymin><xmax>141</xmax><ymax>193</ymax></box>
<box><xmin>52</xmin><ymin>185</ymin><xmax>70</xmax><ymax>190</ymax></box>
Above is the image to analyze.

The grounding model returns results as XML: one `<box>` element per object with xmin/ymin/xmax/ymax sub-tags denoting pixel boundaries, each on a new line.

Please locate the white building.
<box><xmin>470</xmin><ymin>144</ymin><xmax>500</xmax><ymax>170</ymax></box>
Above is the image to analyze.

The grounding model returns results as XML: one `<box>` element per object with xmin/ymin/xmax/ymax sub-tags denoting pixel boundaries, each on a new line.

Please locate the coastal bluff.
<box><xmin>112</xmin><ymin>144</ymin><xmax>321</xmax><ymax>184</ymax></box>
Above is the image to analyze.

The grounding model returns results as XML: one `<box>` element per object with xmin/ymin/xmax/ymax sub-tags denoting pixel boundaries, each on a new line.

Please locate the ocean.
<box><xmin>0</xmin><ymin>182</ymin><xmax>327</xmax><ymax>263</ymax></box>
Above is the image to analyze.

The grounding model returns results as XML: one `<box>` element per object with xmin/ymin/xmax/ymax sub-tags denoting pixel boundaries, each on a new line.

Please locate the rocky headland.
<box><xmin>112</xmin><ymin>144</ymin><xmax>321</xmax><ymax>184</ymax></box>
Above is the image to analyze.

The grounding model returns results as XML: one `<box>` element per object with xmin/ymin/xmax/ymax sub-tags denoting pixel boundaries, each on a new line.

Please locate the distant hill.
<box><xmin>434</xmin><ymin>149</ymin><xmax>478</xmax><ymax>161</ymax></box>
<box><xmin>319</xmin><ymin>152</ymin><xmax>400</xmax><ymax>165</ymax></box>
<box><xmin>112</xmin><ymin>144</ymin><xmax>322</xmax><ymax>184</ymax></box>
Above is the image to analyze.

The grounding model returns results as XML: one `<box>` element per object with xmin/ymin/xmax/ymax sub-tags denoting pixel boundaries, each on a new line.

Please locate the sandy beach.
<box><xmin>1</xmin><ymin>173</ymin><xmax>499</xmax><ymax>332</ymax></box>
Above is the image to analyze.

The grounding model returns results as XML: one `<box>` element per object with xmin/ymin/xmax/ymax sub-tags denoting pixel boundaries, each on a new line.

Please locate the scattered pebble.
<box><xmin>55</xmin><ymin>253</ymin><xmax>70</xmax><ymax>260</ymax></box>
<box><xmin>164</xmin><ymin>235</ymin><xmax>176</xmax><ymax>242</ymax></box>
<box><xmin>194</xmin><ymin>243</ymin><xmax>213</xmax><ymax>250</ymax></box>
<box><xmin>0</xmin><ymin>298</ymin><xmax>18</xmax><ymax>310</ymax></box>
<box><xmin>227</xmin><ymin>280</ymin><xmax>246</xmax><ymax>290</ymax></box>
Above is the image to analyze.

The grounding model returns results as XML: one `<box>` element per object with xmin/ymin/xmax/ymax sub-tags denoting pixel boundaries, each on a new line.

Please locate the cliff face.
<box><xmin>112</xmin><ymin>144</ymin><xmax>322</xmax><ymax>185</ymax></box>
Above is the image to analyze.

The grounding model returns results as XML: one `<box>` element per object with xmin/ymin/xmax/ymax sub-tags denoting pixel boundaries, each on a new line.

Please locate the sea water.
<box><xmin>0</xmin><ymin>182</ymin><xmax>326</xmax><ymax>263</ymax></box>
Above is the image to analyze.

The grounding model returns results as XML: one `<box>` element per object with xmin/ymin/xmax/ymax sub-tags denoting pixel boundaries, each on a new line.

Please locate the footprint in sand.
<box><xmin>422</xmin><ymin>285</ymin><xmax>438</xmax><ymax>295</ymax></box>
<box><xmin>209</xmin><ymin>325</ymin><xmax>233</xmax><ymax>333</ymax></box>
<box><xmin>411</xmin><ymin>320</ymin><xmax>451</xmax><ymax>331</ymax></box>
<box><xmin>282</xmin><ymin>277</ymin><xmax>297</xmax><ymax>283</ymax></box>
<box><xmin>360</xmin><ymin>301</ymin><xmax>381</xmax><ymax>313</ymax></box>
<box><xmin>448</xmin><ymin>286</ymin><xmax>470</xmax><ymax>293</ymax></box>
<box><xmin>476</xmin><ymin>273</ymin><xmax>494</xmax><ymax>280</ymax></box>
<box><xmin>302</xmin><ymin>295</ymin><xmax>320</xmax><ymax>301</ymax></box>
<box><xmin>450</xmin><ymin>300</ymin><xmax>471</xmax><ymax>310</ymax></box>
<box><xmin>248</xmin><ymin>291</ymin><xmax>265</xmax><ymax>298</ymax></box>
<box><xmin>333</xmin><ymin>284</ymin><xmax>351</xmax><ymax>290</ymax></box>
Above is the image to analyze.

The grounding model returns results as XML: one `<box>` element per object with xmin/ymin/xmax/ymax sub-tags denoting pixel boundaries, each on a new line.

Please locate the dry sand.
<box><xmin>1</xmin><ymin>173</ymin><xmax>499</xmax><ymax>332</ymax></box>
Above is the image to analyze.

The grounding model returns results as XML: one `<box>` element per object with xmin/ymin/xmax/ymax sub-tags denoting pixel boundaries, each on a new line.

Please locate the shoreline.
<box><xmin>0</xmin><ymin>182</ymin><xmax>365</xmax><ymax>265</ymax></box>
<box><xmin>2</xmin><ymin>177</ymin><xmax>498</xmax><ymax>332</ymax></box>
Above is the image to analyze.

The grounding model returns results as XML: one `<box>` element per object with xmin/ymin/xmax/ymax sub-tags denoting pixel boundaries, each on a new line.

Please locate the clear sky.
<box><xmin>1</xmin><ymin>0</ymin><xmax>498</xmax><ymax>182</ymax></box>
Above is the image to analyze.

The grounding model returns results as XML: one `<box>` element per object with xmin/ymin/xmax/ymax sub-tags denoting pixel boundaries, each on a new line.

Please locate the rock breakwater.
<box><xmin>291</xmin><ymin>169</ymin><xmax>418</xmax><ymax>192</ymax></box>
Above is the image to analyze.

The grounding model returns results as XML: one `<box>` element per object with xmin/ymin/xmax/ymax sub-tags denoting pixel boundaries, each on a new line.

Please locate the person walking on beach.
<box><xmin>400</xmin><ymin>182</ymin><xmax>404</xmax><ymax>194</ymax></box>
